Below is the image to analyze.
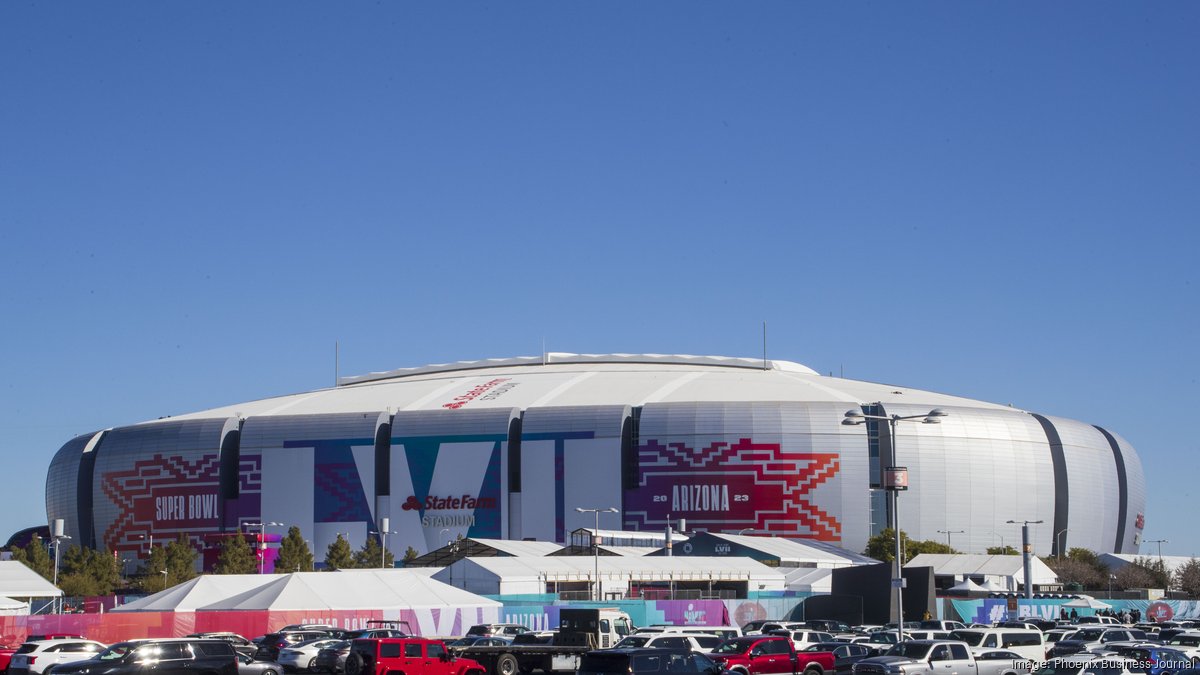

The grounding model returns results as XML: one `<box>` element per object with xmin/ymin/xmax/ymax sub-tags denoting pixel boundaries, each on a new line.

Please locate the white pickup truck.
<box><xmin>851</xmin><ymin>640</ymin><xmax>978</xmax><ymax>675</ymax></box>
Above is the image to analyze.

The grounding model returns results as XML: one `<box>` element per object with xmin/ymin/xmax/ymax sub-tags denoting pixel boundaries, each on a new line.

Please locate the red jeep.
<box><xmin>708</xmin><ymin>635</ymin><xmax>837</xmax><ymax>675</ymax></box>
<box><xmin>345</xmin><ymin>638</ymin><xmax>486</xmax><ymax>675</ymax></box>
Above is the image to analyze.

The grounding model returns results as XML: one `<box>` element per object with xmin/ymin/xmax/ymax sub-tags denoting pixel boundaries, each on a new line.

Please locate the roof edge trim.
<box><xmin>338</xmin><ymin>353</ymin><xmax>818</xmax><ymax>386</ymax></box>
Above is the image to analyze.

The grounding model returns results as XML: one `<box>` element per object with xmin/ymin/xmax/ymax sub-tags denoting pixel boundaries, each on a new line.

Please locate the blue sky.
<box><xmin>2</xmin><ymin>3</ymin><xmax>1197</xmax><ymax>556</ymax></box>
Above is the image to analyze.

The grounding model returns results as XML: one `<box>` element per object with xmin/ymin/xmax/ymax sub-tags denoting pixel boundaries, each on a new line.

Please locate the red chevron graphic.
<box><xmin>626</xmin><ymin>437</ymin><xmax>843</xmax><ymax>541</ymax></box>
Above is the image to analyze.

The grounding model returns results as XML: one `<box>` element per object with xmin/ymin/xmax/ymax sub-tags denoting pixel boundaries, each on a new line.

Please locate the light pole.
<box><xmin>988</xmin><ymin>531</ymin><xmax>1006</xmax><ymax>551</ymax></box>
<box><xmin>1006</xmin><ymin>519</ymin><xmax>1044</xmax><ymax>599</ymax></box>
<box><xmin>1146</xmin><ymin>538</ymin><xmax>1168</xmax><ymax>562</ymax></box>
<box><xmin>844</xmin><ymin>405</ymin><xmax>948</xmax><ymax>645</ymax></box>
<box><xmin>370</xmin><ymin>517</ymin><xmax>398</xmax><ymax>569</ymax></box>
<box><xmin>575</xmin><ymin>507</ymin><xmax>618</xmax><ymax>602</ymax></box>
<box><xmin>245</xmin><ymin>521</ymin><xmax>284</xmax><ymax>574</ymax></box>
<box><xmin>51</xmin><ymin>534</ymin><xmax>72</xmax><ymax>614</ymax></box>
<box><xmin>1056</xmin><ymin>529</ymin><xmax>1070</xmax><ymax>559</ymax></box>
<box><xmin>937</xmin><ymin>530</ymin><xmax>964</xmax><ymax>550</ymax></box>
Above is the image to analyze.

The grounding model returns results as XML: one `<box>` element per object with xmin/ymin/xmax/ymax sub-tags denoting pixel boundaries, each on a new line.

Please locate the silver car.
<box><xmin>974</xmin><ymin>650</ymin><xmax>1034</xmax><ymax>675</ymax></box>
<box><xmin>276</xmin><ymin>639</ymin><xmax>346</xmax><ymax>672</ymax></box>
<box><xmin>238</xmin><ymin>652</ymin><xmax>283</xmax><ymax>675</ymax></box>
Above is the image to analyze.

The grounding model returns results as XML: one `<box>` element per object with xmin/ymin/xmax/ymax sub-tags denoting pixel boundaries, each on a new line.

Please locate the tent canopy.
<box><xmin>1062</xmin><ymin>595</ymin><xmax>1112</xmax><ymax>610</ymax></box>
<box><xmin>948</xmin><ymin>578</ymin><xmax>985</xmax><ymax>592</ymax></box>
<box><xmin>115</xmin><ymin>570</ymin><xmax>500</xmax><ymax>612</ymax></box>
<box><xmin>0</xmin><ymin>561</ymin><xmax>63</xmax><ymax>598</ymax></box>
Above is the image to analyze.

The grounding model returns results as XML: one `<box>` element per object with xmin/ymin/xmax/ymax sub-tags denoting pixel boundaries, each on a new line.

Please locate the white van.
<box><xmin>950</xmin><ymin>628</ymin><xmax>1046</xmax><ymax>661</ymax></box>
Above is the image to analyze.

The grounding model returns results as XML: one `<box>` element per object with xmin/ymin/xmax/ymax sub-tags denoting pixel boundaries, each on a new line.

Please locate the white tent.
<box><xmin>907</xmin><ymin>554</ymin><xmax>1056</xmax><ymax>591</ymax></box>
<box><xmin>0</xmin><ymin>561</ymin><xmax>64</xmax><ymax>600</ymax></box>
<box><xmin>948</xmin><ymin>578</ymin><xmax>986</xmax><ymax>593</ymax></box>
<box><xmin>0</xmin><ymin>595</ymin><xmax>30</xmax><ymax>615</ymax></box>
<box><xmin>1062</xmin><ymin>595</ymin><xmax>1112</xmax><ymax>610</ymax></box>
<box><xmin>115</xmin><ymin>570</ymin><xmax>501</xmax><ymax>612</ymax></box>
<box><xmin>435</xmin><ymin>555</ymin><xmax>785</xmax><ymax>597</ymax></box>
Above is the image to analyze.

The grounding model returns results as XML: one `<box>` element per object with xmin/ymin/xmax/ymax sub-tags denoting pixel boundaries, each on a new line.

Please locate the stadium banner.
<box><xmin>92</xmin><ymin>419</ymin><xmax>237</xmax><ymax>561</ymax></box>
<box><xmin>0</xmin><ymin>607</ymin><xmax>500</xmax><ymax>644</ymax></box>
<box><xmin>499</xmin><ymin>600</ymin><xmax>729</xmax><ymax>630</ymax></box>
<box><xmin>948</xmin><ymin>598</ymin><xmax>1200</xmax><ymax>624</ymax></box>
<box><xmin>626</xmin><ymin>402</ymin><xmax>868</xmax><ymax>548</ymax></box>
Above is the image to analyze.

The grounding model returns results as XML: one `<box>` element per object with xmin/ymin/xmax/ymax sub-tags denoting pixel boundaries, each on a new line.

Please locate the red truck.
<box><xmin>345</xmin><ymin>638</ymin><xmax>487</xmax><ymax>675</ymax></box>
<box><xmin>708</xmin><ymin>635</ymin><xmax>837</xmax><ymax>675</ymax></box>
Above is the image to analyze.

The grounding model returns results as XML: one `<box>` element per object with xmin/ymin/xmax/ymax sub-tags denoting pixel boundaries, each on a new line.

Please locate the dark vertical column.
<box><xmin>77</xmin><ymin>433</ymin><xmax>104</xmax><ymax>550</ymax></box>
<box><xmin>1094</xmin><ymin>425</ymin><xmax>1129</xmax><ymax>553</ymax></box>
<box><xmin>1031</xmin><ymin>414</ymin><xmax>1070</xmax><ymax>556</ymax></box>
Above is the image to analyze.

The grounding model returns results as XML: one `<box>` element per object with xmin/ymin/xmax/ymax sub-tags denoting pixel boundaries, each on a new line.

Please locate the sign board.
<box><xmin>884</xmin><ymin>466</ymin><xmax>909</xmax><ymax>491</ymax></box>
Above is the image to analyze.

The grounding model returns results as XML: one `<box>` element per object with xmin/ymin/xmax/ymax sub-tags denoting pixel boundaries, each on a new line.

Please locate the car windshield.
<box><xmin>97</xmin><ymin>643</ymin><xmax>137</xmax><ymax>661</ymax></box>
<box><xmin>1073</xmin><ymin>629</ymin><xmax>1105</xmax><ymax>641</ymax></box>
<box><xmin>885</xmin><ymin>643</ymin><xmax>933</xmax><ymax>659</ymax></box>
<box><xmin>616</xmin><ymin>637</ymin><xmax>651</xmax><ymax>648</ymax></box>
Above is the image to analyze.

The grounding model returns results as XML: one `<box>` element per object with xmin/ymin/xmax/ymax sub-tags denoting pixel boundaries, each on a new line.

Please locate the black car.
<box><xmin>187</xmin><ymin>634</ymin><xmax>258</xmax><ymax>658</ymax></box>
<box><xmin>312</xmin><ymin>642</ymin><xmax>351</xmax><ymax>674</ymax></box>
<box><xmin>578</xmin><ymin>649</ymin><xmax>724</xmax><ymax>675</ymax></box>
<box><xmin>50</xmin><ymin>640</ymin><xmax>239</xmax><ymax>675</ymax></box>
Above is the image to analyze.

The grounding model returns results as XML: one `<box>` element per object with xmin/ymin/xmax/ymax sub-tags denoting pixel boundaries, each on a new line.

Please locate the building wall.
<box><xmin>46</xmin><ymin>392</ymin><xmax>1145</xmax><ymax>564</ymax></box>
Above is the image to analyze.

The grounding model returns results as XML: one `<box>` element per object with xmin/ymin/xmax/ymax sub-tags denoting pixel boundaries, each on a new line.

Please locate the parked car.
<box><xmin>767</xmin><ymin>632</ymin><xmax>836</xmax><ymax>652</ymax></box>
<box><xmin>256</xmin><ymin>632</ymin><xmax>338</xmax><ymax>663</ymax></box>
<box><xmin>50</xmin><ymin>639</ymin><xmax>240</xmax><ymax>675</ymax></box>
<box><xmin>950</xmin><ymin>628</ymin><xmax>1047</xmax><ymax>661</ymax></box>
<box><xmin>8</xmin><ymin>639</ymin><xmax>107</xmax><ymax>675</ymax></box>
<box><xmin>804</xmin><ymin>643</ymin><xmax>872</xmax><ymax>675</ymax></box>
<box><xmin>614</xmin><ymin>635</ymin><xmax>715</xmax><ymax>652</ymax></box>
<box><xmin>851</xmin><ymin>640</ymin><xmax>977</xmax><ymax>675</ymax></box>
<box><xmin>918</xmin><ymin>622</ymin><xmax>966</xmax><ymax>632</ymax></box>
<box><xmin>973</xmin><ymin>650</ymin><xmax>1034</xmax><ymax>675</ymax></box>
<box><xmin>276</xmin><ymin>639</ymin><xmax>347</xmax><ymax>672</ymax></box>
<box><xmin>344</xmin><ymin>638</ymin><xmax>485</xmax><ymax>675</ymax></box>
<box><xmin>464</xmin><ymin>626</ymin><xmax>529</xmax><ymax>639</ymax></box>
<box><xmin>578</xmin><ymin>649</ymin><xmax>725</xmax><ymax>675</ymax></box>
<box><xmin>707</xmin><ymin>634</ymin><xmax>836</xmax><ymax>675</ymax></box>
<box><xmin>312</xmin><ymin>642</ymin><xmax>351</xmax><ymax>674</ymax></box>
<box><xmin>1046</xmin><ymin>629</ymin><xmax>1147</xmax><ymax>659</ymax></box>
<box><xmin>1111</xmin><ymin>646</ymin><xmax>1196</xmax><ymax>675</ymax></box>
<box><xmin>1031</xmin><ymin>656</ymin><xmax>1137</xmax><ymax>675</ymax></box>
<box><xmin>237</xmin><ymin>652</ymin><xmax>283</xmax><ymax>675</ymax></box>
<box><xmin>186</xmin><ymin>634</ymin><xmax>257</xmax><ymax>658</ymax></box>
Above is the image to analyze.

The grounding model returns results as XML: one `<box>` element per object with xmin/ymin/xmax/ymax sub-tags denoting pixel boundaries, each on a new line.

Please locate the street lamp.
<box><xmin>370</xmin><ymin>517</ymin><xmax>398</xmax><ymax>569</ymax></box>
<box><xmin>844</xmin><ymin>405</ymin><xmax>948</xmax><ymax>644</ymax></box>
<box><xmin>1146</xmin><ymin>538</ymin><xmax>1168</xmax><ymax>561</ymax></box>
<box><xmin>937</xmin><ymin>530</ymin><xmax>964</xmax><ymax>550</ymax></box>
<box><xmin>1056</xmin><ymin>529</ymin><xmax>1070</xmax><ymax>559</ymax></box>
<box><xmin>988</xmin><ymin>531</ymin><xmax>1006</xmax><ymax>551</ymax></box>
<box><xmin>51</xmin><ymin>534</ymin><xmax>72</xmax><ymax>614</ymax></box>
<box><xmin>244</xmin><ymin>521</ymin><xmax>284</xmax><ymax>574</ymax></box>
<box><xmin>575</xmin><ymin>507</ymin><xmax>619</xmax><ymax>602</ymax></box>
<box><xmin>1006</xmin><ymin>519</ymin><xmax>1044</xmax><ymax>599</ymax></box>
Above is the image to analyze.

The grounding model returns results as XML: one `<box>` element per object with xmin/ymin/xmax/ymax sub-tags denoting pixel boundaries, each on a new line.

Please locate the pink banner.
<box><xmin>0</xmin><ymin>607</ymin><xmax>498</xmax><ymax>646</ymax></box>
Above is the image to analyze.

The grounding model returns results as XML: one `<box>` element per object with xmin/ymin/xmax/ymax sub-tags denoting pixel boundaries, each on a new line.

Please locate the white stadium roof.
<box><xmin>159</xmin><ymin>353</ymin><xmax>1017</xmax><ymax>421</ymax></box>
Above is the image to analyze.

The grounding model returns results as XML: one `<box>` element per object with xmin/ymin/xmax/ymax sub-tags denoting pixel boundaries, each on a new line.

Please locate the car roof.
<box><xmin>22</xmin><ymin>639</ymin><xmax>104</xmax><ymax>648</ymax></box>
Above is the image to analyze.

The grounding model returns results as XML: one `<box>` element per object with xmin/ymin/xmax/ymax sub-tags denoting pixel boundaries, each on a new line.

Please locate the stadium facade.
<box><xmin>45</xmin><ymin>354</ymin><xmax>1146</xmax><ymax>566</ymax></box>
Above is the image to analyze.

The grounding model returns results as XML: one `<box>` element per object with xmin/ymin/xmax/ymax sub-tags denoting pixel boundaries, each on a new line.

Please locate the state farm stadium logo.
<box><xmin>442</xmin><ymin>378</ymin><xmax>517</xmax><ymax>409</ymax></box>
<box><xmin>625</xmin><ymin>438</ymin><xmax>842</xmax><ymax>541</ymax></box>
<box><xmin>402</xmin><ymin>494</ymin><xmax>497</xmax><ymax>528</ymax></box>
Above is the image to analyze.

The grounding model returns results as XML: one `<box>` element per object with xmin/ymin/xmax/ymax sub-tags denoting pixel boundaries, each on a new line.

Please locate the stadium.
<box><xmin>45</xmin><ymin>353</ymin><xmax>1146</xmax><ymax>569</ymax></box>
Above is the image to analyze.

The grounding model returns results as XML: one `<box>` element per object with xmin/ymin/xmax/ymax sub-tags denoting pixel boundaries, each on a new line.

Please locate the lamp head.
<box><xmin>842</xmin><ymin>410</ymin><xmax>866</xmax><ymax>426</ymax></box>
<box><xmin>926</xmin><ymin>408</ymin><xmax>948</xmax><ymax>417</ymax></box>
